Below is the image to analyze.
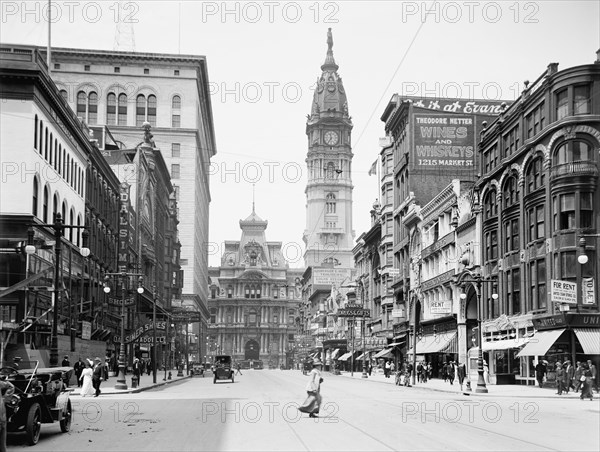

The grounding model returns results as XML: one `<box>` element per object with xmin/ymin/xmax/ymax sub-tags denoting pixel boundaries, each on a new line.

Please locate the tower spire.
<box><xmin>321</xmin><ymin>28</ymin><xmax>338</xmax><ymax>71</ymax></box>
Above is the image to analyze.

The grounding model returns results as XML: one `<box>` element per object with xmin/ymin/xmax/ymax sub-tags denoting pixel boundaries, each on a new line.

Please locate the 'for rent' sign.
<box><xmin>551</xmin><ymin>280</ymin><xmax>577</xmax><ymax>304</ymax></box>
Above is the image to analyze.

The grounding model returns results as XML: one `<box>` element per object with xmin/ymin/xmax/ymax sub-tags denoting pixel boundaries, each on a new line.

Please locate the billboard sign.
<box><xmin>313</xmin><ymin>268</ymin><xmax>352</xmax><ymax>287</ymax></box>
<box><xmin>430</xmin><ymin>300</ymin><xmax>452</xmax><ymax>315</ymax></box>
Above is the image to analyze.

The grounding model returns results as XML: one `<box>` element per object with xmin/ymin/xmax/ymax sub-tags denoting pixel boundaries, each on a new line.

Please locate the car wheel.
<box><xmin>60</xmin><ymin>399</ymin><xmax>72</xmax><ymax>432</ymax></box>
<box><xmin>26</xmin><ymin>402</ymin><xmax>42</xmax><ymax>445</ymax></box>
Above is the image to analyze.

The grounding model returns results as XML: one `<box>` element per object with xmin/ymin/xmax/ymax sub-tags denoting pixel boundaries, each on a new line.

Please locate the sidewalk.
<box><xmin>68</xmin><ymin>370</ymin><xmax>192</xmax><ymax>396</ymax></box>
<box><xmin>335</xmin><ymin>370</ymin><xmax>599</xmax><ymax>400</ymax></box>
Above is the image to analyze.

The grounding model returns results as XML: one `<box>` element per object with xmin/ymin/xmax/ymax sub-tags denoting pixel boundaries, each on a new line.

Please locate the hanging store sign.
<box><xmin>337</xmin><ymin>306</ymin><xmax>371</xmax><ymax>318</ymax></box>
<box><xmin>107</xmin><ymin>297</ymin><xmax>135</xmax><ymax>307</ymax></box>
<box><xmin>118</xmin><ymin>182</ymin><xmax>131</xmax><ymax>272</ymax></box>
<box><xmin>170</xmin><ymin>310</ymin><xmax>202</xmax><ymax>322</ymax></box>
<box><xmin>113</xmin><ymin>321</ymin><xmax>166</xmax><ymax>344</ymax></box>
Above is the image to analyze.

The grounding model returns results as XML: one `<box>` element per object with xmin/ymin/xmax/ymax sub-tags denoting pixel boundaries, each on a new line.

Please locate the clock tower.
<box><xmin>303</xmin><ymin>29</ymin><xmax>355</xmax><ymax>269</ymax></box>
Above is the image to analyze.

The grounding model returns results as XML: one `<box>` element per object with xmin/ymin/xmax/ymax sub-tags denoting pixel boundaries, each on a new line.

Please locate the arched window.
<box><xmin>32</xmin><ymin>177</ymin><xmax>39</xmax><ymax>216</ymax></box>
<box><xmin>46</xmin><ymin>131</ymin><xmax>50</xmax><ymax>160</ymax></box>
<box><xmin>63</xmin><ymin>148</ymin><xmax>67</xmax><ymax>177</ymax></box>
<box><xmin>69</xmin><ymin>208</ymin><xmax>75</xmax><ymax>242</ymax></box>
<box><xmin>88</xmin><ymin>92</ymin><xmax>98</xmax><ymax>124</ymax></box>
<box><xmin>66</xmin><ymin>155</ymin><xmax>70</xmax><ymax>184</ymax></box>
<box><xmin>326</xmin><ymin>193</ymin><xmax>336</xmax><ymax>214</ymax></box>
<box><xmin>147</xmin><ymin>94</ymin><xmax>157</xmax><ymax>126</ymax></box>
<box><xmin>62</xmin><ymin>201</ymin><xmax>67</xmax><ymax>224</ymax></box>
<box><xmin>553</xmin><ymin>140</ymin><xmax>592</xmax><ymax>165</ymax></box>
<box><xmin>136</xmin><ymin>94</ymin><xmax>146</xmax><ymax>126</ymax></box>
<box><xmin>526</xmin><ymin>156</ymin><xmax>545</xmax><ymax>193</ymax></box>
<box><xmin>118</xmin><ymin>94</ymin><xmax>127</xmax><ymax>125</ymax></box>
<box><xmin>76</xmin><ymin>215</ymin><xmax>82</xmax><ymax>246</ymax></box>
<box><xmin>57</xmin><ymin>145</ymin><xmax>62</xmax><ymax>175</ymax></box>
<box><xmin>59</xmin><ymin>89</ymin><xmax>68</xmax><ymax>103</ymax></box>
<box><xmin>43</xmin><ymin>186</ymin><xmax>49</xmax><ymax>222</ymax></box>
<box><xmin>503</xmin><ymin>175</ymin><xmax>519</xmax><ymax>208</ymax></box>
<box><xmin>326</xmin><ymin>162</ymin><xmax>335</xmax><ymax>179</ymax></box>
<box><xmin>53</xmin><ymin>193</ymin><xmax>59</xmax><ymax>218</ymax></box>
<box><xmin>172</xmin><ymin>95</ymin><xmax>181</xmax><ymax>128</ymax></box>
<box><xmin>107</xmin><ymin>93</ymin><xmax>117</xmax><ymax>124</ymax></box>
<box><xmin>77</xmin><ymin>91</ymin><xmax>87</xmax><ymax>119</ymax></box>
<box><xmin>483</xmin><ymin>189</ymin><xmax>498</xmax><ymax>220</ymax></box>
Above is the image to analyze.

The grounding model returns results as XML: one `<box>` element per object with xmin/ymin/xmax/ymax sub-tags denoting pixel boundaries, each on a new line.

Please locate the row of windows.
<box><xmin>484</xmin><ymin>139</ymin><xmax>595</xmax><ymax>218</ymax></box>
<box><xmin>482</xmin><ymin>84</ymin><xmax>591</xmax><ymax>174</ymax></box>
<box><xmin>54</xmin><ymin>63</ymin><xmax>181</xmax><ymax>76</ymax></box>
<box><xmin>33</xmin><ymin>115</ymin><xmax>84</xmax><ymax>197</ymax></box>
<box><xmin>32</xmin><ymin>178</ymin><xmax>83</xmax><ymax>244</ymax></box>
<box><xmin>61</xmin><ymin>90</ymin><xmax>182</xmax><ymax>128</ymax></box>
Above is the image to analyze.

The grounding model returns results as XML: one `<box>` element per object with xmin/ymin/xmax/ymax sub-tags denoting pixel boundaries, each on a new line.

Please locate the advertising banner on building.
<box><xmin>551</xmin><ymin>279</ymin><xmax>577</xmax><ymax>304</ymax></box>
<box><xmin>118</xmin><ymin>182</ymin><xmax>131</xmax><ymax>272</ymax></box>
<box><xmin>313</xmin><ymin>268</ymin><xmax>352</xmax><ymax>287</ymax></box>
<box><xmin>430</xmin><ymin>300</ymin><xmax>452</xmax><ymax>315</ymax></box>
<box><xmin>582</xmin><ymin>278</ymin><xmax>596</xmax><ymax>305</ymax></box>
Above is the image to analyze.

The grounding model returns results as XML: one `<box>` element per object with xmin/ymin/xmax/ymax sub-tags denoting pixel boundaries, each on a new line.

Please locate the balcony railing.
<box><xmin>551</xmin><ymin>161</ymin><xmax>598</xmax><ymax>179</ymax></box>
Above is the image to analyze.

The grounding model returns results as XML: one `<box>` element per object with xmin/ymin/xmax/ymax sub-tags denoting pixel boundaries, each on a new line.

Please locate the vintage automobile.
<box><xmin>1</xmin><ymin>361</ymin><xmax>73</xmax><ymax>445</ymax></box>
<box><xmin>213</xmin><ymin>355</ymin><xmax>234</xmax><ymax>384</ymax></box>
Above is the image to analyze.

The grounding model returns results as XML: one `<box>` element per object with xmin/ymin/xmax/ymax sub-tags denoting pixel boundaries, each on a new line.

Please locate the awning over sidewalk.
<box><xmin>516</xmin><ymin>329</ymin><xmax>566</xmax><ymax>357</ymax></box>
<box><xmin>338</xmin><ymin>352</ymin><xmax>352</xmax><ymax>361</ymax></box>
<box><xmin>408</xmin><ymin>332</ymin><xmax>457</xmax><ymax>355</ymax></box>
<box><xmin>330</xmin><ymin>348</ymin><xmax>341</xmax><ymax>359</ymax></box>
<box><xmin>482</xmin><ymin>337</ymin><xmax>530</xmax><ymax>351</ymax></box>
<box><xmin>374</xmin><ymin>348</ymin><xmax>393</xmax><ymax>359</ymax></box>
<box><xmin>573</xmin><ymin>328</ymin><xmax>600</xmax><ymax>355</ymax></box>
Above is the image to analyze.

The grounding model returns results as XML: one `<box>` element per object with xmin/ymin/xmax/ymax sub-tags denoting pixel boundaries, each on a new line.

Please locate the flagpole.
<box><xmin>47</xmin><ymin>0</ymin><xmax>51</xmax><ymax>73</ymax></box>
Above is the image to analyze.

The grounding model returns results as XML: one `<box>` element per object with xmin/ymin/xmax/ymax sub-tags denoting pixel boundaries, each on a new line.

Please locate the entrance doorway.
<box><xmin>245</xmin><ymin>340</ymin><xmax>260</xmax><ymax>361</ymax></box>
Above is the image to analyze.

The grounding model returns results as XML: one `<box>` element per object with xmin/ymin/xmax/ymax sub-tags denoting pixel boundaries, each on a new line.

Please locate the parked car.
<box><xmin>1</xmin><ymin>361</ymin><xmax>72</xmax><ymax>445</ymax></box>
<box><xmin>213</xmin><ymin>355</ymin><xmax>234</xmax><ymax>383</ymax></box>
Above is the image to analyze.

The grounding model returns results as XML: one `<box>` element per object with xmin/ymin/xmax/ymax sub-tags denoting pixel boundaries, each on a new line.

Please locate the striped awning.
<box><xmin>573</xmin><ymin>328</ymin><xmax>600</xmax><ymax>355</ymax></box>
<box><xmin>482</xmin><ymin>337</ymin><xmax>530</xmax><ymax>351</ymax></box>
<box><xmin>517</xmin><ymin>329</ymin><xmax>566</xmax><ymax>357</ymax></box>
<box><xmin>338</xmin><ymin>352</ymin><xmax>353</xmax><ymax>361</ymax></box>
<box><xmin>331</xmin><ymin>348</ymin><xmax>341</xmax><ymax>359</ymax></box>
<box><xmin>408</xmin><ymin>332</ymin><xmax>457</xmax><ymax>355</ymax></box>
<box><xmin>374</xmin><ymin>348</ymin><xmax>393</xmax><ymax>359</ymax></box>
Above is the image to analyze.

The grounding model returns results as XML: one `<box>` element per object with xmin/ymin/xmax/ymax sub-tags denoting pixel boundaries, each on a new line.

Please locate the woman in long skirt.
<box><xmin>80</xmin><ymin>360</ymin><xmax>95</xmax><ymax>397</ymax></box>
<box><xmin>580</xmin><ymin>363</ymin><xmax>594</xmax><ymax>401</ymax></box>
<box><xmin>298</xmin><ymin>359</ymin><xmax>323</xmax><ymax>418</ymax></box>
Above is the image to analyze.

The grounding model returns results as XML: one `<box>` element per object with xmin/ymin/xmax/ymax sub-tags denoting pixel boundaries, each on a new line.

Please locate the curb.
<box><xmin>333</xmin><ymin>373</ymin><xmax>598</xmax><ymax>400</ymax></box>
<box><xmin>71</xmin><ymin>375</ymin><xmax>193</xmax><ymax>396</ymax></box>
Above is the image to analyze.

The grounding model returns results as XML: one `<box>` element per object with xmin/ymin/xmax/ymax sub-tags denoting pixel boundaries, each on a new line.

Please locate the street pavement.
<box><xmin>8</xmin><ymin>369</ymin><xmax>599</xmax><ymax>451</ymax></box>
<box><xmin>336</xmin><ymin>369</ymin><xmax>599</xmax><ymax>399</ymax></box>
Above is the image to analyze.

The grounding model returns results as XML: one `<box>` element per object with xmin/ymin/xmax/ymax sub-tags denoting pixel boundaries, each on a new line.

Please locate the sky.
<box><xmin>2</xmin><ymin>1</ymin><xmax>599</xmax><ymax>268</ymax></box>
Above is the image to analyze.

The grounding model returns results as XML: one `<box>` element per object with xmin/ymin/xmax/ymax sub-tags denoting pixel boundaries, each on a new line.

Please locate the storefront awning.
<box><xmin>573</xmin><ymin>328</ymin><xmax>600</xmax><ymax>355</ymax></box>
<box><xmin>516</xmin><ymin>328</ymin><xmax>566</xmax><ymax>357</ymax></box>
<box><xmin>356</xmin><ymin>352</ymin><xmax>368</xmax><ymax>361</ymax></box>
<box><xmin>338</xmin><ymin>352</ymin><xmax>352</xmax><ymax>361</ymax></box>
<box><xmin>408</xmin><ymin>332</ymin><xmax>457</xmax><ymax>355</ymax></box>
<box><xmin>330</xmin><ymin>348</ymin><xmax>341</xmax><ymax>359</ymax></box>
<box><xmin>482</xmin><ymin>337</ymin><xmax>530</xmax><ymax>351</ymax></box>
<box><xmin>374</xmin><ymin>348</ymin><xmax>393</xmax><ymax>359</ymax></box>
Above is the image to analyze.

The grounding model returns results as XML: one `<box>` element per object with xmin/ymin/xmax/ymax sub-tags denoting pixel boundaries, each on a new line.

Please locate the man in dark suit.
<box><xmin>565</xmin><ymin>361</ymin><xmax>575</xmax><ymax>393</ymax></box>
<box><xmin>535</xmin><ymin>360</ymin><xmax>547</xmax><ymax>388</ymax></box>
<box><xmin>92</xmin><ymin>357</ymin><xmax>104</xmax><ymax>397</ymax></box>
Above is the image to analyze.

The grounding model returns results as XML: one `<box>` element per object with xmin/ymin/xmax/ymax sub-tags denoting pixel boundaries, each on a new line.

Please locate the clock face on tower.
<box><xmin>324</xmin><ymin>131</ymin><xmax>339</xmax><ymax>146</ymax></box>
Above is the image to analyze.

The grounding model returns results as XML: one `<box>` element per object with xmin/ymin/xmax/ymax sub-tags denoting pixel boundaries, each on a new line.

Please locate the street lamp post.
<box><xmin>103</xmin><ymin>272</ymin><xmax>144</xmax><ymax>390</ymax></box>
<box><xmin>24</xmin><ymin>213</ymin><xmax>89</xmax><ymax>367</ymax></box>
<box><xmin>454</xmin><ymin>270</ymin><xmax>498</xmax><ymax>394</ymax></box>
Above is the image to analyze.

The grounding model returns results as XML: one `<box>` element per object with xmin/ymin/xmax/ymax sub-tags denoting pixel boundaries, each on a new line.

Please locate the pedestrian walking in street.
<box><xmin>74</xmin><ymin>357</ymin><xmax>84</xmax><ymax>388</ymax></box>
<box><xmin>384</xmin><ymin>360</ymin><xmax>391</xmax><ymax>378</ymax></box>
<box><xmin>133</xmin><ymin>358</ymin><xmax>142</xmax><ymax>383</ymax></box>
<box><xmin>417</xmin><ymin>362</ymin><xmax>424</xmax><ymax>383</ymax></box>
<box><xmin>235</xmin><ymin>363</ymin><xmax>242</xmax><ymax>375</ymax></box>
<box><xmin>587</xmin><ymin>360</ymin><xmax>597</xmax><ymax>392</ymax></box>
<box><xmin>298</xmin><ymin>359</ymin><xmax>323</xmax><ymax>418</ymax></box>
<box><xmin>404</xmin><ymin>360</ymin><xmax>413</xmax><ymax>387</ymax></box>
<box><xmin>61</xmin><ymin>355</ymin><xmax>71</xmax><ymax>387</ymax></box>
<box><xmin>0</xmin><ymin>377</ymin><xmax>15</xmax><ymax>452</ymax></box>
<box><xmin>580</xmin><ymin>363</ymin><xmax>594</xmax><ymax>401</ymax></box>
<box><xmin>92</xmin><ymin>357</ymin><xmax>104</xmax><ymax>397</ymax></box>
<box><xmin>368</xmin><ymin>362</ymin><xmax>372</xmax><ymax>376</ymax></box>
<box><xmin>80</xmin><ymin>360</ymin><xmax>95</xmax><ymax>397</ymax></box>
<box><xmin>447</xmin><ymin>361</ymin><xmax>456</xmax><ymax>385</ymax></box>
<box><xmin>556</xmin><ymin>362</ymin><xmax>566</xmax><ymax>395</ymax></box>
<box><xmin>574</xmin><ymin>362</ymin><xmax>583</xmax><ymax>393</ymax></box>
<box><xmin>535</xmin><ymin>360</ymin><xmax>547</xmax><ymax>388</ymax></box>
<box><xmin>456</xmin><ymin>361</ymin><xmax>466</xmax><ymax>390</ymax></box>
<box><xmin>565</xmin><ymin>360</ymin><xmax>574</xmax><ymax>393</ymax></box>
<box><xmin>483</xmin><ymin>360</ymin><xmax>490</xmax><ymax>384</ymax></box>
